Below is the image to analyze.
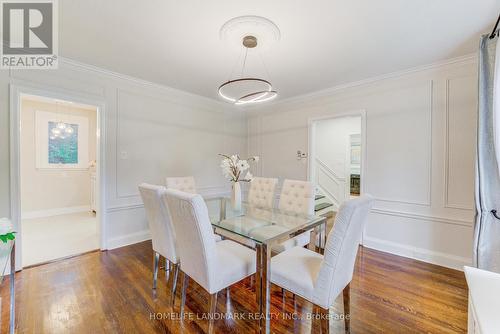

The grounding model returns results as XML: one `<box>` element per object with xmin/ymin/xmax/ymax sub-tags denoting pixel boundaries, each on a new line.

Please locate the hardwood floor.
<box><xmin>1</xmin><ymin>241</ymin><xmax>468</xmax><ymax>333</ymax></box>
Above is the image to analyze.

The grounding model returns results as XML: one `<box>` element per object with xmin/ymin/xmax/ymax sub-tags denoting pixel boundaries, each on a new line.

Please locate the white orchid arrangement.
<box><xmin>219</xmin><ymin>154</ymin><xmax>259</xmax><ymax>182</ymax></box>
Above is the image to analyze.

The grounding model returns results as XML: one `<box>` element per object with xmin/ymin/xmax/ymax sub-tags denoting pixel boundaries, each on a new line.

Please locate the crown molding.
<box><xmin>59</xmin><ymin>53</ymin><xmax>477</xmax><ymax>116</ymax></box>
<box><xmin>246</xmin><ymin>53</ymin><xmax>477</xmax><ymax>114</ymax></box>
<box><xmin>59</xmin><ymin>57</ymin><xmax>233</xmax><ymax>113</ymax></box>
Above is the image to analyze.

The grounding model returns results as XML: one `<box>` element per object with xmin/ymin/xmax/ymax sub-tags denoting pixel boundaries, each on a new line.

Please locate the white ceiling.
<box><xmin>60</xmin><ymin>0</ymin><xmax>499</xmax><ymax>102</ymax></box>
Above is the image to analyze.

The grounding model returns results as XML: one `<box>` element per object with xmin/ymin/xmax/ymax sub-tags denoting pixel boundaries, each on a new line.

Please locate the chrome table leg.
<box><xmin>309</xmin><ymin>227</ymin><xmax>318</xmax><ymax>251</ymax></box>
<box><xmin>220</xmin><ymin>198</ymin><xmax>226</xmax><ymax>220</ymax></box>
<box><xmin>255</xmin><ymin>244</ymin><xmax>262</xmax><ymax>305</ymax></box>
<box><xmin>170</xmin><ymin>263</ymin><xmax>180</xmax><ymax>306</ymax></box>
<box><xmin>180</xmin><ymin>272</ymin><xmax>189</xmax><ymax>318</ymax></box>
<box><xmin>258</xmin><ymin>243</ymin><xmax>271</xmax><ymax>333</ymax></box>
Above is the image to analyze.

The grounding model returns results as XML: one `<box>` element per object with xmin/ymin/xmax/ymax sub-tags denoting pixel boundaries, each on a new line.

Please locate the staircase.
<box><xmin>314</xmin><ymin>193</ymin><xmax>335</xmax><ymax>217</ymax></box>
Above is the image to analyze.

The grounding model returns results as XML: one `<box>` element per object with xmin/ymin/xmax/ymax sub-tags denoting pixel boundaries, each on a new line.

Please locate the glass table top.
<box><xmin>206</xmin><ymin>197</ymin><xmax>325</xmax><ymax>244</ymax></box>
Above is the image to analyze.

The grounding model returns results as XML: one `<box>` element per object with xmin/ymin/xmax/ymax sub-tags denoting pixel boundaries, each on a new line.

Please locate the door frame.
<box><xmin>307</xmin><ymin>110</ymin><xmax>367</xmax><ymax>194</ymax></box>
<box><xmin>10</xmin><ymin>84</ymin><xmax>107</xmax><ymax>270</ymax></box>
<box><xmin>307</xmin><ymin>110</ymin><xmax>367</xmax><ymax>239</ymax></box>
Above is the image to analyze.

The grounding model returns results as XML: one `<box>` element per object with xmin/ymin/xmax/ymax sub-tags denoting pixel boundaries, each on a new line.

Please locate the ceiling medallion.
<box><xmin>218</xmin><ymin>16</ymin><xmax>280</xmax><ymax>105</ymax></box>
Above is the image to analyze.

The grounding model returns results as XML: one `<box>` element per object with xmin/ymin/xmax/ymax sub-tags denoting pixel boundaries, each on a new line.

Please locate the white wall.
<box><xmin>0</xmin><ymin>58</ymin><xmax>247</xmax><ymax>254</ymax></box>
<box><xmin>20</xmin><ymin>99</ymin><xmax>97</xmax><ymax>217</ymax></box>
<box><xmin>247</xmin><ymin>56</ymin><xmax>477</xmax><ymax>270</ymax></box>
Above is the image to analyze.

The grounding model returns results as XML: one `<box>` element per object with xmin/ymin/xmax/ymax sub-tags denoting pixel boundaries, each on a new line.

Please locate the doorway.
<box><xmin>10</xmin><ymin>87</ymin><xmax>105</xmax><ymax>269</ymax></box>
<box><xmin>308</xmin><ymin>112</ymin><xmax>366</xmax><ymax>211</ymax></box>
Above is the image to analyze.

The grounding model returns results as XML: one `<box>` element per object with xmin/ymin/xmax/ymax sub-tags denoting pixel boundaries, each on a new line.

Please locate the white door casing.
<box><xmin>9</xmin><ymin>84</ymin><xmax>107</xmax><ymax>270</ymax></box>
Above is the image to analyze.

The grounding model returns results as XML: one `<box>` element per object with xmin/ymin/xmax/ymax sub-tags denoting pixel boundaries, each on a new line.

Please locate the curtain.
<box><xmin>474</xmin><ymin>33</ymin><xmax>500</xmax><ymax>272</ymax></box>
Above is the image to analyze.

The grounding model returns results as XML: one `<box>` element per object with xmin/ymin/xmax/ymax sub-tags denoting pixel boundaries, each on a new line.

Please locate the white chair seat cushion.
<box><xmin>212</xmin><ymin>240</ymin><xmax>256</xmax><ymax>293</ymax></box>
<box><xmin>271</xmin><ymin>246</ymin><xmax>323</xmax><ymax>300</ymax></box>
<box><xmin>213</xmin><ymin>234</ymin><xmax>222</xmax><ymax>242</ymax></box>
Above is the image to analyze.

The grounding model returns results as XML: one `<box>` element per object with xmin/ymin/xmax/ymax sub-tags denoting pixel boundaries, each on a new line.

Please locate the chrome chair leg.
<box><xmin>208</xmin><ymin>293</ymin><xmax>218</xmax><ymax>334</ymax></box>
<box><xmin>171</xmin><ymin>263</ymin><xmax>180</xmax><ymax>306</ymax></box>
<box><xmin>281</xmin><ymin>288</ymin><xmax>286</xmax><ymax>304</ymax></box>
<box><xmin>153</xmin><ymin>252</ymin><xmax>160</xmax><ymax>290</ymax></box>
<box><xmin>165</xmin><ymin>259</ymin><xmax>170</xmax><ymax>282</ymax></box>
<box><xmin>180</xmin><ymin>272</ymin><xmax>189</xmax><ymax>318</ymax></box>
<box><xmin>166</xmin><ymin>259</ymin><xmax>170</xmax><ymax>271</ymax></box>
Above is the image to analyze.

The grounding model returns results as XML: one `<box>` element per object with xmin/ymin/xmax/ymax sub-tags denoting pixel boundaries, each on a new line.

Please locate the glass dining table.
<box><xmin>206</xmin><ymin>197</ymin><xmax>327</xmax><ymax>333</ymax></box>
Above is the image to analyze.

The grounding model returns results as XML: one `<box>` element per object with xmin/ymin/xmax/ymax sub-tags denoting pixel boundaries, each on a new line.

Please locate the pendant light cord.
<box><xmin>241</xmin><ymin>47</ymin><xmax>249</xmax><ymax>77</ymax></box>
<box><xmin>490</xmin><ymin>13</ymin><xmax>500</xmax><ymax>39</ymax></box>
<box><xmin>227</xmin><ymin>47</ymin><xmax>243</xmax><ymax>82</ymax></box>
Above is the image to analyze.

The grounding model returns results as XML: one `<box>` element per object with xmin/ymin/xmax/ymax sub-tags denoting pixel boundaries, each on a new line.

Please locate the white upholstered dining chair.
<box><xmin>215</xmin><ymin>176</ymin><xmax>278</xmax><ymax>248</ymax></box>
<box><xmin>138</xmin><ymin>183</ymin><xmax>180</xmax><ymax>301</ymax></box>
<box><xmin>165</xmin><ymin>176</ymin><xmax>197</xmax><ymax>193</ymax></box>
<box><xmin>246</xmin><ymin>179</ymin><xmax>316</xmax><ymax>254</ymax></box>
<box><xmin>166</xmin><ymin>176</ymin><xmax>222</xmax><ymax>241</ymax></box>
<box><xmin>270</xmin><ymin>195</ymin><xmax>374</xmax><ymax>333</ymax></box>
<box><xmin>275</xmin><ymin>179</ymin><xmax>315</xmax><ymax>252</ymax></box>
<box><xmin>247</xmin><ymin>177</ymin><xmax>278</xmax><ymax>209</ymax></box>
<box><xmin>163</xmin><ymin>189</ymin><xmax>256</xmax><ymax>333</ymax></box>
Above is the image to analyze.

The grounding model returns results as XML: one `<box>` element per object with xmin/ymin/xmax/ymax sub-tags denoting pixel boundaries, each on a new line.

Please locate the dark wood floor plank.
<box><xmin>1</xmin><ymin>241</ymin><xmax>468</xmax><ymax>333</ymax></box>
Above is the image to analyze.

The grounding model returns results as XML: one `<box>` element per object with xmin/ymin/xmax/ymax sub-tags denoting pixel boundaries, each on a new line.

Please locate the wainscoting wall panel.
<box><xmin>366</xmin><ymin>80</ymin><xmax>433</xmax><ymax>206</ymax></box>
<box><xmin>247</xmin><ymin>55</ymin><xmax>478</xmax><ymax>270</ymax></box>
<box><xmin>444</xmin><ymin>75</ymin><xmax>477</xmax><ymax>210</ymax></box>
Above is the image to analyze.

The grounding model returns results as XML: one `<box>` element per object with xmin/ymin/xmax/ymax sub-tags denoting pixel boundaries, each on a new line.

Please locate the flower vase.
<box><xmin>231</xmin><ymin>181</ymin><xmax>242</xmax><ymax>211</ymax></box>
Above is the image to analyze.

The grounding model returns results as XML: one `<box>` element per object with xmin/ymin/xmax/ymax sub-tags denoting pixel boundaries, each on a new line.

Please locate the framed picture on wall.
<box><xmin>35</xmin><ymin>110</ymin><xmax>89</xmax><ymax>169</ymax></box>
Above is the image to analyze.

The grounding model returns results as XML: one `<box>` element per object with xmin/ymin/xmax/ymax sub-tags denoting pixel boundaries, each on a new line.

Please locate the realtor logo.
<box><xmin>1</xmin><ymin>0</ymin><xmax>58</xmax><ymax>69</ymax></box>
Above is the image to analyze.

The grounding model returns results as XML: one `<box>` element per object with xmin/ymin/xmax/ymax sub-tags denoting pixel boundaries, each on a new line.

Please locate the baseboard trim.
<box><xmin>22</xmin><ymin>205</ymin><xmax>91</xmax><ymax>220</ymax></box>
<box><xmin>362</xmin><ymin>236</ymin><xmax>471</xmax><ymax>271</ymax></box>
<box><xmin>106</xmin><ymin>230</ymin><xmax>151</xmax><ymax>250</ymax></box>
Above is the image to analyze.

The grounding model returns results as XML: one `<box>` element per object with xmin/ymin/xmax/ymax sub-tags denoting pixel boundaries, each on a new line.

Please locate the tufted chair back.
<box><xmin>278</xmin><ymin>179</ymin><xmax>315</xmax><ymax>215</ymax></box>
<box><xmin>138</xmin><ymin>183</ymin><xmax>179</xmax><ymax>264</ymax></box>
<box><xmin>163</xmin><ymin>189</ymin><xmax>218</xmax><ymax>292</ymax></box>
<box><xmin>248</xmin><ymin>177</ymin><xmax>278</xmax><ymax>209</ymax></box>
<box><xmin>166</xmin><ymin>176</ymin><xmax>197</xmax><ymax>194</ymax></box>
<box><xmin>312</xmin><ymin>195</ymin><xmax>373</xmax><ymax>309</ymax></box>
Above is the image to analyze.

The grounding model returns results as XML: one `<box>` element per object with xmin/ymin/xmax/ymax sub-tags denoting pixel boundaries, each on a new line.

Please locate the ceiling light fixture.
<box><xmin>218</xmin><ymin>16</ymin><xmax>280</xmax><ymax>105</ymax></box>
